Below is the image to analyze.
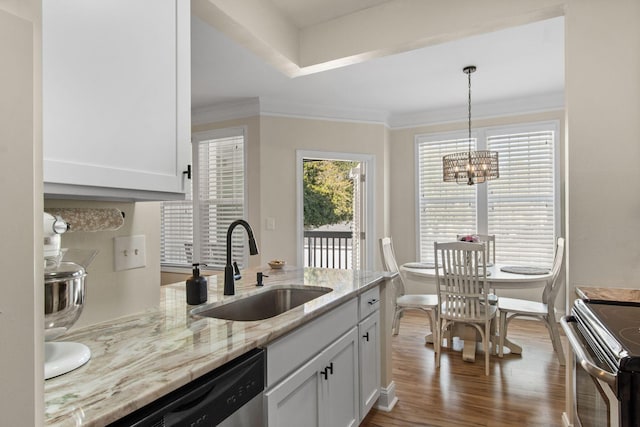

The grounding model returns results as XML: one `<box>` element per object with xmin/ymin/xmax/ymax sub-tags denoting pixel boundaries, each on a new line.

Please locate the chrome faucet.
<box><xmin>224</xmin><ymin>220</ymin><xmax>259</xmax><ymax>295</ymax></box>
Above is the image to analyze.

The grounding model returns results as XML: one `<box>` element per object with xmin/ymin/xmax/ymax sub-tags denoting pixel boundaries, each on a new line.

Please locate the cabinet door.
<box><xmin>320</xmin><ymin>327</ymin><xmax>359</xmax><ymax>427</ymax></box>
<box><xmin>43</xmin><ymin>0</ymin><xmax>190</xmax><ymax>200</ymax></box>
<box><xmin>359</xmin><ymin>311</ymin><xmax>381</xmax><ymax>420</ymax></box>
<box><xmin>265</xmin><ymin>354</ymin><xmax>321</xmax><ymax>427</ymax></box>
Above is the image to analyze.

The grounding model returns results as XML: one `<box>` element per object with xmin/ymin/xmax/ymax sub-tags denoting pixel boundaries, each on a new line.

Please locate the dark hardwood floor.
<box><xmin>360</xmin><ymin>311</ymin><xmax>567</xmax><ymax>427</ymax></box>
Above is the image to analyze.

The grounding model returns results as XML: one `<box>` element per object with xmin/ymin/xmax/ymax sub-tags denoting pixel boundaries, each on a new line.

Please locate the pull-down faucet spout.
<box><xmin>224</xmin><ymin>220</ymin><xmax>259</xmax><ymax>295</ymax></box>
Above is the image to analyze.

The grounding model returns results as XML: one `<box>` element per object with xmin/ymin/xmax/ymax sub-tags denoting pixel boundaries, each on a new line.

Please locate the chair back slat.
<box><xmin>379</xmin><ymin>237</ymin><xmax>399</xmax><ymax>273</ymax></box>
<box><xmin>542</xmin><ymin>237</ymin><xmax>566</xmax><ymax>306</ymax></box>
<box><xmin>457</xmin><ymin>234</ymin><xmax>495</xmax><ymax>265</ymax></box>
<box><xmin>435</xmin><ymin>241</ymin><xmax>489</xmax><ymax>322</ymax></box>
<box><xmin>379</xmin><ymin>237</ymin><xmax>406</xmax><ymax>297</ymax></box>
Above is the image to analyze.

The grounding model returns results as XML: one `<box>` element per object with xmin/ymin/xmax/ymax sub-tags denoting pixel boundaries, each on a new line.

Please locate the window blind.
<box><xmin>197</xmin><ymin>134</ymin><xmax>245</xmax><ymax>269</ymax></box>
<box><xmin>161</xmin><ymin>130</ymin><xmax>246</xmax><ymax>269</ymax></box>
<box><xmin>161</xmin><ymin>182</ymin><xmax>193</xmax><ymax>266</ymax></box>
<box><xmin>416</xmin><ymin>122</ymin><xmax>558</xmax><ymax>267</ymax></box>
<box><xmin>417</xmin><ymin>136</ymin><xmax>477</xmax><ymax>263</ymax></box>
<box><xmin>487</xmin><ymin>129</ymin><xmax>555</xmax><ymax>267</ymax></box>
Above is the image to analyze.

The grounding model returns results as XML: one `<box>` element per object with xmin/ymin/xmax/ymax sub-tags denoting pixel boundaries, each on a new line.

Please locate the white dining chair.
<box><xmin>379</xmin><ymin>237</ymin><xmax>438</xmax><ymax>342</ymax></box>
<box><xmin>434</xmin><ymin>241</ymin><xmax>496</xmax><ymax>375</ymax></box>
<box><xmin>497</xmin><ymin>237</ymin><xmax>566</xmax><ymax>365</ymax></box>
<box><xmin>457</xmin><ymin>234</ymin><xmax>496</xmax><ymax>266</ymax></box>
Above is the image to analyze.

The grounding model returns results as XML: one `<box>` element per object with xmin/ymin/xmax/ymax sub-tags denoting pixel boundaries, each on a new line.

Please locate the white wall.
<box><xmin>259</xmin><ymin>115</ymin><xmax>387</xmax><ymax>270</ymax></box>
<box><xmin>42</xmin><ymin>200</ymin><xmax>161</xmax><ymax>329</ymax></box>
<box><xmin>192</xmin><ymin>114</ymin><xmax>388</xmax><ymax>271</ymax></box>
<box><xmin>0</xmin><ymin>2</ymin><xmax>43</xmax><ymax>425</ymax></box>
<box><xmin>195</xmin><ymin>114</ymin><xmax>388</xmax><ymax>271</ymax></box>
<box><xmin>564</xmin><ymin>0</ymin><xmax>640</xmax><ymax>291</ymax></box>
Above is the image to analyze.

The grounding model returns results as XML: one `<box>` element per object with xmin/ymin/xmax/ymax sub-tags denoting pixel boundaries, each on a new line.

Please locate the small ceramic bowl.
<box><xmin>268</xmin><ymin>260</ymin><xmax>286</xmax><ymax>269</ymax></box>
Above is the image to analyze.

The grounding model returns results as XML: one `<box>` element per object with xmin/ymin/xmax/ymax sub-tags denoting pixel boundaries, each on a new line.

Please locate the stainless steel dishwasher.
<box><xmin>109</xmin><ymin>348</ymin><xmax>265</xmax><ymax>427</ymax></box>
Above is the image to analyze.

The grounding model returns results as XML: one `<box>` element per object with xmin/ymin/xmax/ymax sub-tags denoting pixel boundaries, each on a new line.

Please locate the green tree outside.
<box><xmin>303</xmin><ymin>160</ymin><xmax>357</xmax><ymax>229</ymax></box>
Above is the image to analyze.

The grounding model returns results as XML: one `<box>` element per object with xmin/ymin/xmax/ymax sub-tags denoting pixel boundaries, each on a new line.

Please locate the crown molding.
<box><xmin>191</xmin><ymin>98</ymin><xmax>260</xmax><ymax>125</ymax></box>
<box><xmin>388</xmin><ymin>91</ymin><xmax>564</xmax><ymax>129</ymax></box>
<box><xmin>259</xmin><ymin>98</ymin><xmax>389</xmax><ymax>124</ymax></box>
<box><xmin>191</xmin><ymin>91</ymin><xmax>564</xmax><ymax>128</ymax></box>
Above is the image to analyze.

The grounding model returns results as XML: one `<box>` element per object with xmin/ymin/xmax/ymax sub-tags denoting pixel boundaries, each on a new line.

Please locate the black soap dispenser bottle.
<box><xmin>186</xmin><ymin>263</ymin><xmax>208</xmax><ymax>305</ymax></box>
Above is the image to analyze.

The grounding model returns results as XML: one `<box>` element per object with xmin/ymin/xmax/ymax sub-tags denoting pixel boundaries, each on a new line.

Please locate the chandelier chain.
<box><xmin>468</xmin><ymin>67</ymin><xmax>472</xmax><ymax>151</ymax></box>
<box><xmin>442</xmin><ymin>65</ymin><xmax>498</xmax><ymax>185</ymax></box>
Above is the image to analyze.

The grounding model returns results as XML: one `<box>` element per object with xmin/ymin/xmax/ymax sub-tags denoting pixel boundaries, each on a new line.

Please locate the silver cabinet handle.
<box><xmin>560</xmin><ymin>316</ymin><xmax>616</xmax><ymax>386</ymax></box>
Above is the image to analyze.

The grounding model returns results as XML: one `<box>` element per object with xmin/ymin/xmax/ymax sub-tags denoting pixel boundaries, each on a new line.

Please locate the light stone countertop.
<box><xmin>44</xmin><ymin>266</ymin><xmax>388</xmax><ymax>426</ymax></box>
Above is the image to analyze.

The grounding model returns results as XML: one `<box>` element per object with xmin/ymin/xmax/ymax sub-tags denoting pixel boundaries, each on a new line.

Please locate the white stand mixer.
<box><xmin>43</xmin><ymin>212</ymin><xmax>94</xmax><ymax>380</ymax></box>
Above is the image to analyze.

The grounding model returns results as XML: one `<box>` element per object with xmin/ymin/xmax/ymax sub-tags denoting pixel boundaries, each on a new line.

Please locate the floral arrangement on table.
<box><xmin>458</xmin><ymin>234</ymin><xmax>479</xmax><ymax>242</ymax></box>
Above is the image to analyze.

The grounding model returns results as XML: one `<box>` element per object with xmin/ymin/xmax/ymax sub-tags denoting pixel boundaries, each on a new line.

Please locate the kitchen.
<box><xmin>2</xmin><ymin>0</ymin><xmax>640</xmax><ymax>426</ymax></box>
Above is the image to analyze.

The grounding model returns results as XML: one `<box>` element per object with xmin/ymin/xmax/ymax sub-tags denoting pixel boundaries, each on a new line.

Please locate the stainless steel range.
<box><xmin>562</xmin><ymin>299</ymin><xmax>640</xmax><ymax>427</ymax></box>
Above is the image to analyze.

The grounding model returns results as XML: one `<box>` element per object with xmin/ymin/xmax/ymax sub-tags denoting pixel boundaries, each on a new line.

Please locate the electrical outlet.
<box><xmin>114</xmin><ymin>235</ymin><xmax>146</xmax><ymax>271</ymax></box>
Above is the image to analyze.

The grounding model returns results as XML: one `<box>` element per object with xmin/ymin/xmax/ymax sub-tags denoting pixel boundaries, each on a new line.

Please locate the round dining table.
<box><xmin>401</xmin><ymin>262</ymin><xmax>552</xmax><ymax>288</ymax></box>
<box><xmin>401</xmin><ymin>262</ymin><xmax>552</xmax><ymax>362</ymax></box>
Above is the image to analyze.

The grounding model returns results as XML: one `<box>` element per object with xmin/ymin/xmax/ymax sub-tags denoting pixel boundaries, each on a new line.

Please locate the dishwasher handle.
<box><xmin>560</xmin><ymin>316</ymin><xmax>616</xmax><ymax>386</ymax></box>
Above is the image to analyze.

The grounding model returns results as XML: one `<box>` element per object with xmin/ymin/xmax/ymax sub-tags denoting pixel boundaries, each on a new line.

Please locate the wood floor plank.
<box><xmin>360</xmin><ymin>311</ymin><xmax>566</xmax><ymax>427</ymax></box>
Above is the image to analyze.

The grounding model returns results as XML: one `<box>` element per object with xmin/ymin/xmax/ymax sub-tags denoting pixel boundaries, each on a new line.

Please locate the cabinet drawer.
<box><xmin>359</xmin><ymin>286</ymin><xmax>380</xmax><ymax>320</ymax></box>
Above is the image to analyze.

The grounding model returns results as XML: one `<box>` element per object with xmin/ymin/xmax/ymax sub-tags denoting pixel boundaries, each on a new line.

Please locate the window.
<box><xmin>161</xmin><ymin>128</ymin><xmax>246</xmax><ymax>269</ymax></box>
<box><xmin>416</xmin><ymin>121</ymin><xmax>559</xmax><ymax>267</ymax></box>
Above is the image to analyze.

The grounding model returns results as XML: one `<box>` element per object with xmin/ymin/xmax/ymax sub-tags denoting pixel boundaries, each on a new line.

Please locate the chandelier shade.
<box><xmin>443</xmin><ymin>65</ymin><xmax>499</xmax><ymax>185</ymax></box>
<box><xmin>442</xmin><ymin>150</ymin><xmax>499</xmax><ymax>184</ymax></box>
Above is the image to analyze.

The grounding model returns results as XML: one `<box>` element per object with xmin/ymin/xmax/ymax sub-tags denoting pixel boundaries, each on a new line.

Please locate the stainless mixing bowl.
<box><xmin>44</xmin><ymin>261</ymin><xmax>87</xmax><ymax>341</ymax></box>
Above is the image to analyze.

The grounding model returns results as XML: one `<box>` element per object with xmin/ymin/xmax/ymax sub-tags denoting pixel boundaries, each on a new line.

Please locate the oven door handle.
<box><xmin>560</xmin><ymin>316</ymin><xmax>617</xmax><ymax>386</ymax></box>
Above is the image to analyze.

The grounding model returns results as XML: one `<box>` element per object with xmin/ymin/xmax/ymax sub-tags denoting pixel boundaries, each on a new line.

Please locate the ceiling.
<box><xmin>270</xmin><ymin>0</ymin><xmax>392</xmax><ymax>28</ymax></box>
<box><xmin>191</xmin><ymin>2</ymin><xmax>564</xmax><ymax>127</ymax></box>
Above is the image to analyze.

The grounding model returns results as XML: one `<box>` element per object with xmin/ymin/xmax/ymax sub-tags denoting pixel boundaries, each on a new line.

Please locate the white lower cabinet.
<box><xmin>265</xmin><ymin>327</ymin><xmax>359</xmax><ymax>427</ymax></box>
<box><xmin>358</xmin><ymin>310</ymin><xmax>381</xmax><ymax>420</ymax></box>
<box><xmin>265</xmin><ymin>286</ymin><xmax>382</xmax><ymax>426</ymax></box>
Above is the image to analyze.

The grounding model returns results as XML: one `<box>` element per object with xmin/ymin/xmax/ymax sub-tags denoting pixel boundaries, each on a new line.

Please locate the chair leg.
<box><xmin>498</xmin><ymin>311</ymin><xmax>507</xmax><ymax>358</ymax></box>
<box><xmin>442</xmin><ymin>323</ymin><xmax>452</xmax><ymax>347</ymax></box>
<box><xmin>484</xmin><ymin>321</ymin><xmax>490</xmax><ymax>376</ymax></box>
<box><xmin>426</xmin><ymin>309</ymin><xmax>434</xmax><ymax>335</ymax></box>
<box><xmin>429</xmin><ymin>309</ymin><xmax>438</xmax><ymax>352</ymax></box>
<box><xmin>392</xmin><ymin>309</ymin><xmax>402</xmax><ymax>336</ymax></box>
<box><xmin>435</xmin><ymin>319</ymin><xmax>442</xmax><ymax>369</ymax></box>
<box><xmin>490</xmin><ymin>317</ymin><xmax>498</xmax><ymax>355</ymax></box>
<box><xmin>547</xmin><ymin>316</ymin><xmax>566</xmax><ymax>366</ymax></box>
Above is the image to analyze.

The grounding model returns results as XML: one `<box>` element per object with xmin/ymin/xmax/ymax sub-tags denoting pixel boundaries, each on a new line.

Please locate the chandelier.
<box><xmin>442</xmin><ymin>66</ymin><xmax>499</xmax><ymax>185</ymax></box>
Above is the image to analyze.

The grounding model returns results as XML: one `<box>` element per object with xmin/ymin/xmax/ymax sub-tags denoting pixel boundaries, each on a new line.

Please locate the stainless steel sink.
<box><xmin>191</xmin><ymin>286</ymin><xmax>333</xmax><ymax>321</ymax></box>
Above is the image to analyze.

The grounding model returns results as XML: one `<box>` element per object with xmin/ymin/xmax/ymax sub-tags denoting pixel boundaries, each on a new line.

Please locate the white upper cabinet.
<box><xmin>43</xmin><ymin>0</ymin><xmax>190</xmax><ymax>201</ymax></box>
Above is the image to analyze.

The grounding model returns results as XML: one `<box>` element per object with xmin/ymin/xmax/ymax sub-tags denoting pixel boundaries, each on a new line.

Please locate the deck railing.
<box><xmin>303</xmin><ymin>230</ymin><xmax>353</xmax><ymax>269</ymax></box>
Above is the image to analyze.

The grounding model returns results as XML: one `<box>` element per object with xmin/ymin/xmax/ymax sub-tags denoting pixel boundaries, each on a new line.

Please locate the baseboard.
<box><xmin>376</xmin><ymin>381</ymin><xmax>399</xmax><ymax>412</ymax></box>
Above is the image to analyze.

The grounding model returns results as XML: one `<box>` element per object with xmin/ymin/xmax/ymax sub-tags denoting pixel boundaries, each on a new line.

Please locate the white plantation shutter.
<box><xmin>161</xmin><ymin>128</ymin><xmax>246</xmax><ymax>269</ymax></box>
<box><xmin>417</xmin><ymin>135</ymin><xmax>477</xmax><ymax>263</ymax></box>
<box><xmin>197</xmin><ymin>133</ymin><xmax>245</xmax><ymax>269</ymax></box>
<box><xmin>161</xmin><ymin>182</ymin><xmax>193</xmax><ymax>266</ymax></box>
<box><xmin>417</xmin><ymin>121</ymin><xmax>559</xmax><ymax>266</ymax></box>
<box><xmin>487</xmin><ymin>127</ymin><xmax>556</xmax><ymax>267</ymax></box>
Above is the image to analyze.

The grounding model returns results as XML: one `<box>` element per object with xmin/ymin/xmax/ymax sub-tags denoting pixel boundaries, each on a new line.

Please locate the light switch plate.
<box><xmin>266</xmin><ymin>217</ymin><xmax>276</xmax><ymax>230</ymax></box>
<box><xmin>114</xmin><ymin>235</ymin><xmax>146</xmax><ymax>271</ymax></box>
